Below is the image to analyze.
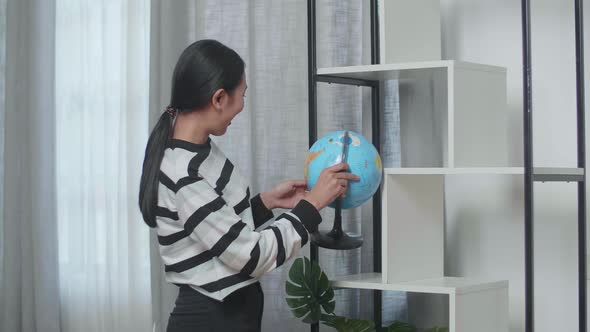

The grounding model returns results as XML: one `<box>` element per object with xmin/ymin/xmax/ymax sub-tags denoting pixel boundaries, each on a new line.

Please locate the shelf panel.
<box><xmin>384</xmin><ymin>167</ymin><xmax>523</xmax><ymax>175</ymax></box>
<box><xmin>533</xmin><ymin>167</ymin><xmax>584</xmax><ymax>182</ymax></box>
<box><xmin>383</xmin><ymin>167</ymin><xmax>584</xmax><ymax>182</ymax></box>
<box><xmin>330</xmin><ymin>273</ymin><xmax>508</xmax><ymax>295</ymax></box>
<box><xmin>317</xmin><ymin>60</ymin><xmax>506</xmax><ymax>81</ymax></box>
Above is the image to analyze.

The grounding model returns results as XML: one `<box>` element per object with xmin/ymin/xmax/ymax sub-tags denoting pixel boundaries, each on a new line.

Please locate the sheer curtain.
<box><xmin>55</xmin><ymin>0</ymin><xmax>152</xmax><ymax>331</ymax></box>
<box><xmin>2</xmin><ymin>0</ymin><xmax>153</xmax><ymax>331</ymax></box>
<box><xmin>2</xmin><ymin>0</ymin><xmax>61</xmax><ymax>331</ymax></box>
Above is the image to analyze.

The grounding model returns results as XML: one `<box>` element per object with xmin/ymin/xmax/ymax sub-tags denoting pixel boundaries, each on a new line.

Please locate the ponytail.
<box><xmin>139</xmin><ymin>39</ymin><xmax>244</xmax><ymax>228</ymax></box>
<box><xmin>139</xmin><ymin>111</ymin><xmax>174</xmax><ymax>227</ymax></box>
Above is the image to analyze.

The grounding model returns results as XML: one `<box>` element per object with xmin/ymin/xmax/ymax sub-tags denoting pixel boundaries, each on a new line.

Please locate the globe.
<box><xmin>305</xmin><ymin>130</ymin><xmax>383</xmax><ymax>209</ymax></box>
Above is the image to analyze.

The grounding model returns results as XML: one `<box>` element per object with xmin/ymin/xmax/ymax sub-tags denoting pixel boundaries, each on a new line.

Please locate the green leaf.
<box><xmin>285</xmin><ymin>297</ymin><xmax>309</xmax><ymax>309</ymax></box>
<box><xmin>322</xmin><ymin>315</ymin><xmax>375</xmax><ymax>332</ymax></box>
<box><xmin>383</xmin><ymin>320</ymin><xmax>416</xmax><ymax>332</ymax></box>
<box><xmin>284</xmin><ymin>257</ymin><xmax>336</xmax><ymax>324</ymax></box>
<box><xmin>424</xmin><ymin>327</ymin><xmax>448</xmax><ymax>332</ymax></box>
<box><xmin>321</xmin><ymin>298</ymin><xmax>336</xmax><ymax>314</ymax></box>
<box><xmin>285</xmin><ymin>281</ymin><xmax>308</xmax><ymax>296</ymax></box>
<box><xmin>292</xmin><ymin>305</ymin><xmax>310</xmax><ymax>318</ymax></box>
<box><xmin>320</xmin><ymin>286</ymin><xmax>334</xmax><ymax>301</ymax></box>
<box><xmin>288</xmin><ymin>256</ymin><xmax>305</xmax><ymax>285</ymax></box>
<box><xmin>302</xmin><ymin>305</ymin><xmax>322</xmax><ymax>324</ymax></box>
<box><xmin>318</xmin><ymin>269</ymin><xmax>330</xmax><ymax>291</ymax></box>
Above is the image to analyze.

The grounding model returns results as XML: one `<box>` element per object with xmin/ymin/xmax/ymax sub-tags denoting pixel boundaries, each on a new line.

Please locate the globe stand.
<box><xmin>310</xmin><ymin>199</ymin><xmax>363</xmax><ymax>250</ymax></box>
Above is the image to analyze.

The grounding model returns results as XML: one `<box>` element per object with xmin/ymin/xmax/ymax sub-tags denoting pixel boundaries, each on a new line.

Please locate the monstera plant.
<box><xmin>285</xmin><ymin>257</ymin><xmax>449</xmax><ymax>332</ymax></box>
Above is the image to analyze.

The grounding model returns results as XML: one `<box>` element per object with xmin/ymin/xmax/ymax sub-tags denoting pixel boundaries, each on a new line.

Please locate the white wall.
<box><xmin>439</xmin><ymin>0</ymin><xmax>587</xmax><ymax>331</ymax></box>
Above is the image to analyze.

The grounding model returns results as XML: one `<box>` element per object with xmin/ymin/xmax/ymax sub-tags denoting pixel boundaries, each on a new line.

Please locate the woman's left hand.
<box><xmin>261</xmin><ymin>180</ymin><xmax>308</xmax><ymax>210</ymax></box>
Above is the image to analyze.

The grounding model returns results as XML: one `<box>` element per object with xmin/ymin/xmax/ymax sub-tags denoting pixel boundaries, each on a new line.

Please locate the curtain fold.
<box><xmin>2</xmin><ymin>0</ymin><xmax>153</xmax><ymax>331</ymax></box>
<box><xmin>54</xmin><ymin>0</ymin><xmax>152</xmax><ymax>331</ymax></box>
<box><xmin>2</xmin><ymin>0</ymin><xmax>61</xmax><ymax>331</ymax></box>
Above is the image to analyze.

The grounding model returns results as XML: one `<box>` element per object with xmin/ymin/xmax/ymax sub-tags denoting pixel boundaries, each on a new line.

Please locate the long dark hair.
<box><xmin>139</xmin><ymin>40</ymin><xmax>245</xmax><ymax>227</ymax></box>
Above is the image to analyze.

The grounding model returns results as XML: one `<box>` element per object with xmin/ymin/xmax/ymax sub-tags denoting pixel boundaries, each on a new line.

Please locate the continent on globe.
<box><xmin>305</xmin><ymin>130</ymin><xmax>382</xmax><ymax>209</ymax></box>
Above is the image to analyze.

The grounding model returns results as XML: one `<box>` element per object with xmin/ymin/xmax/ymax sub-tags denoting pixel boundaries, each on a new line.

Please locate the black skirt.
<box><xmin>166</xmin><ymin>282</ymin><xmax>264</xmax><ymax>332</ymax></box>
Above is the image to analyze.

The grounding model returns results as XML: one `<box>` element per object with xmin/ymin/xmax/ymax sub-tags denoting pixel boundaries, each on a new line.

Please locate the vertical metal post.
<box><xmin>574</xmin><ymin>0</ymin><xmax>587</xmax><ymax>331</ymax></box>
<box><xmin>308</xmin><ymin>2</ymin><xmax>383</xmax><ymax>331</ymax></box>
<box><xmin>307</xmin><ymin>1</ymin><xmax>319</xmax><ymax>332</ymax></box>
<box><xmin>370</xmin><ymin>0</ymin><xmax>380</xmax><ymax>65</ymax></box>
<box><xmin>521</xmin><ymin>0</ymin><xmax>534</xmax><ymax>331</ymax></box>
<box><xmin>371</xmin><ymin>82</ymin><xmax>382</xmax><ymax>329</ymax></box>
<box><xmin>308</xmin><ymin>0</ymin><xmax>317</xmax><ymax>147</ymax></box>
<box><xmin>370</xmin><ymin>0</ymin><xmax>382</xmax><ymax>329</ymax></box>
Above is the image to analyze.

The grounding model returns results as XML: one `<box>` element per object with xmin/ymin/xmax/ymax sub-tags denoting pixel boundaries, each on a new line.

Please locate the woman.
<box><xmin>139</xmin><ymin>39</ymin><xmax>359</xmax><ymax>332</ymax></box>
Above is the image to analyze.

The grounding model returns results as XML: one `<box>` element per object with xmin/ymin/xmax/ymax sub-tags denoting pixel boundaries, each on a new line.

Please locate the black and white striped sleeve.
<box><xmin>250</xmin><ymin>194</ymin><xmax>274</xmax><ymax>228</ymax></box>
<box><xmin>176</xmin><ymin>179</ymin><xmax>321</xmax><ymax>277</ymax></box>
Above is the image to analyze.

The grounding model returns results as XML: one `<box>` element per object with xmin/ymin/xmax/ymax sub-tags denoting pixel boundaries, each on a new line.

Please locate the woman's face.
<box><xmin>213</xmin><ymin>74</ymin><xmax>247</xmax><ymax>136</ymax></box>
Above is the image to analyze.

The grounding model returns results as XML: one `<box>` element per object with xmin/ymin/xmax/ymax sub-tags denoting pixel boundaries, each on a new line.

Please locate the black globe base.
<box><xmin>311</xmin><ymin>230</ymin><xmax>363</xmax><ymax>250</ymax></box>
<box><xmin>311</xmin><ymin>156</ymin><xmax>364</xmax><ymax>250</ymax></box>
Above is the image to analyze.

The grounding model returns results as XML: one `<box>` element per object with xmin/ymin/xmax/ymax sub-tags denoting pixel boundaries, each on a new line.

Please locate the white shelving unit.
<box><xmin>331</xmin><ymin>273</ymin><xmax>508</xmax><ymax>332</ymax></box>
<box><xmin>383</xmin><ymin>166</ymin><xmax>583</xmax><ymax>180</ymax></box>
<box><xmin>377</xmin><ymin>0</ymin><xmax>441</xmax><ymax>63</ymax></box>
<box><xmin>334</xmin><ymin>165</ymin><xmax>582</xmax><ymax>330</ymax></box>
<box><xmin>381</xmin><ymin>167</ymin><xmax>582</xmax><ymax>281</ymax></box>
<box><xmin>319</xmin><ymin>61</ymin><xmax>508</xmax><ymax>168</ymax></box>
<box><xmin>318</xmin><ymin>60</ymin><xmax>514</xmax><ymax>331</ymax></box>
<box><xmin>314</xmin><ymin>2</ymin><xmax>512</xmax><ymax>331</ymax></box>
<box><xmin>304</xmin><ymin>1</ymin><xmax>554</xmax><ymax>331</ymax></box>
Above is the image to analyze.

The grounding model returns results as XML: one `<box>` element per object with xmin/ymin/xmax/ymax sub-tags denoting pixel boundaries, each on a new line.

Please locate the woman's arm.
<box><xmin>175</xmin><ymin>178</ymin><xmax>321</xmax><ymax>277</ymax></box>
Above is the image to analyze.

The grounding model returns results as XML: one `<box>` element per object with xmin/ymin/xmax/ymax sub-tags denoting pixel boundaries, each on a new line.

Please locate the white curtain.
<box><xmin>2</xmin><ymin>0</ymin><xmax>153</xmax><ymax>331</ymax></box>
<box><xmin>54</xmin><ymin>0</ymin><xmax>152</xmax><ymax>331</ymax></box>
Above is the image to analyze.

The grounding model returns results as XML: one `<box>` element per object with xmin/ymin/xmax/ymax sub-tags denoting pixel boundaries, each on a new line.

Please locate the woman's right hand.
<box><xmin>304</xmin><ymin>162</ymin><xmax>360</xmax><ymax>211</ymax></box>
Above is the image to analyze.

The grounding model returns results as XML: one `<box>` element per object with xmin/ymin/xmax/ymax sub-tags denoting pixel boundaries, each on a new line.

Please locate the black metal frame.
<box><xmin>521</xmin><ymin>0</ymin><xmax>534</xmax><ymax>330</ymax></box>
<box><xmin>574</xmin><ymin>1</ymin><xmax>588</xmax><ymax>331</ymax></box>
<box><xmin>522</xmin><ymin>0</ymin><xmax>587</xmax><ymax>331</ymax></box>
<box><xmin>307</xmin><ymin>0</ymin><xmax>382</xmax><ymax>330</ymax></box>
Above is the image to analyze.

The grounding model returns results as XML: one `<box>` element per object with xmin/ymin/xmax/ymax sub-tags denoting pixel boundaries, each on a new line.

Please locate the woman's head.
<box><xmin>139</xmin><ymin>39</ymin><xmax>245</xmax><ymax>227</ymax></box>
<box><xmin>170</xmin><ymin>39</ymin><xmax>245</xmax><ymax>113</ymax></box>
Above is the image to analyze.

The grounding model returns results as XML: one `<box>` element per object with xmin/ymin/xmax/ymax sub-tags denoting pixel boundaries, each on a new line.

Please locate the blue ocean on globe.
<box><xmin>305</xmin><ymin>130</ymin><xmax>383</xmax><ymax>209</ymax></box>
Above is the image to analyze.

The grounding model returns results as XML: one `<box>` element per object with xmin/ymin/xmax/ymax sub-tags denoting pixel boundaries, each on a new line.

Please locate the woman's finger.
<box><xmin>334</xmin><ymin>172</ymin><xmax>360</xmax><ymax>181</ymax></box>
<box><xmin>325</xmin><ymin>162</ymin><xmax>348</xmax><ymax>173</ymax></box>
<box><xmin>333</xmin><ymin>172</ymin><xmax>353</xmax><ymax>179</ymax></box>
<box><xmin>289</xmin><ymin>179</ymin><xmax>307</xmax><ymax>187</ymax></box>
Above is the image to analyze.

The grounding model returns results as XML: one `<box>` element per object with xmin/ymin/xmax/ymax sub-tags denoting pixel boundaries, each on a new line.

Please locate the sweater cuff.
<box><xmin>291</xmin><ymin>200</ymin><xmax>322</xmax><ymax>233</ymax></box>
<box><xmin>251</xmin><ymin>194</ymin><xmax>274</xmax><ymax>228</ymax></box>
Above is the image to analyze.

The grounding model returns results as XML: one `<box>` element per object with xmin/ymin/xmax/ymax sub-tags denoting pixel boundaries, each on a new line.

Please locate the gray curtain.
<box><xmin>1</xmin><ymin>0</ymin><xmax>61</xmax><ymax>331</ymax></box>
<box><xmin>149</xmin><ymin>0</ymin><xmax>403</xmax><ymax>330</ymax></box>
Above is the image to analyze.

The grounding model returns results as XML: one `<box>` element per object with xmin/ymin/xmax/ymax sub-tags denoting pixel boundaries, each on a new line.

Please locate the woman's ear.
<box><xmin>211</xmin><ymin>88</ymin><xmax>227</xmax><ymax>110</ymax></box>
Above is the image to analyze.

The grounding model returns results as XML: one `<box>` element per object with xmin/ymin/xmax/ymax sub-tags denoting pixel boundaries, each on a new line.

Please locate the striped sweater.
<box><xmin>156</xmin><ymin>138</ymin><xmax>321</xmax><ymax>301</ymax></box>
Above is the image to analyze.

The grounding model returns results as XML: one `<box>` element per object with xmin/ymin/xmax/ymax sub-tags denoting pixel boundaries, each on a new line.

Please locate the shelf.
<box><xmin>317</xmin><ymin>60</ymin><xmax>506</xmax><ymax>81</ymax></box>
<box><xmin>330</xmin><ymin>273</ymin><xmax>508</xmax><ymax>295</ymax></box>
<box><xmin>533</xmin><ymin>167</ymin><xmax>584</xmax><ymax>182</ymax></box>
<box><xmin>383</xmin><ymin>167</ymin><xmax>584</xmax><ymax>182</ymax></box>
<box><xmin>319</xmin><ymin>61</ymin><xmax>509</xmax><ymax>169</ymax></box>
<box><xmin>331</xmin><ymin>273</ymin><xmax>509</xmax><ymax>332</ymax></box>
<box><xmin>384</xmin><ymin>167</ymin><xmax>523</xmax><ymax>175</ymax></box>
